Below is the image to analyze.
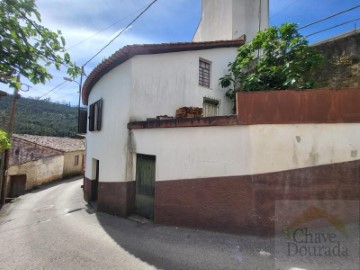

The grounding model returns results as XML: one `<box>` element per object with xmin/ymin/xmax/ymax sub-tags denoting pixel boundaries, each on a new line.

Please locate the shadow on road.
<box><xmin>91</xmin><ymin>206</ymin><xmax>274</xmax><ymax>270</ymax></box>
<box><xmin>28</xmin><ymin>175</ymin><xmax>83</xmax><ymax>194</ymax></box>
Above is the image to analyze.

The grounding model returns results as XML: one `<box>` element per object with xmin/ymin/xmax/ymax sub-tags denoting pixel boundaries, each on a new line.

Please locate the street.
<box><xmin>0</xmin><ymin>177</ymin><xmax>358</xmax><ymax>270</ymax></box>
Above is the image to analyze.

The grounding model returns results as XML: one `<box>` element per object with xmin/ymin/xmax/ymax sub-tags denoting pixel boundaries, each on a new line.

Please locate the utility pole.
<box><xmin>0</xmin><ymin>94</ymin><xmax>7</xmax><ymax>202</ymax></box>
<box><xmin>0</xmin><ymin>75</ymin><xmax>19</xmax><ymax>205</ymax></box>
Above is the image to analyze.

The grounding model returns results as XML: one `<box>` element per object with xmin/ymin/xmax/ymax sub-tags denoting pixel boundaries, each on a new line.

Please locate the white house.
<box><xmin>81</xmin><ymin>39</ymin><xmax>245</xmax><ymax>215</ymax></box>
<box><xmin>81</xmin><ymin>0</ymin><xmax>360</xmax><ymax>235</ymax></box>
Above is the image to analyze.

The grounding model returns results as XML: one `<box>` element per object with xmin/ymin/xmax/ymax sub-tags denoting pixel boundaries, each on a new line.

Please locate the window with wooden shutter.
<box><xmin>88</xmin><ymin>99</ymin><xmax>103</xmax><ymax>132</ymax></box>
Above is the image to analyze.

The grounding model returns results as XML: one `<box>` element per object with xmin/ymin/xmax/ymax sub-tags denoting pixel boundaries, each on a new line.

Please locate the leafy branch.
<box><xmin>220</xmin><ymin>23</ymin><xmax>324</xmax><ymax>104</ymax></box>
<box><xmin>0</xmin><ymin>0</ymin><xmax>81</xmax><ymax>90</ymax></box>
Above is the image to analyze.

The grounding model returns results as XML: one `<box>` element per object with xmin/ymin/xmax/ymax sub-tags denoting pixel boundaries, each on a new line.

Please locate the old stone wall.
<box><xmin>8</xmin><ymin>155</ymin><xmax>64</xmax><ymax>191</ymax></box>
<box><xmin>313</xmin><ymin>31</ymin><xmax>360</xmax><ymax>88</ymax></box>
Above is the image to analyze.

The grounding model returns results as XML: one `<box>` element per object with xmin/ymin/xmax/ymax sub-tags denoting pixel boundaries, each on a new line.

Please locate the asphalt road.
<box><xmin>0</xmin><ymin>177</ymin><xmax>358</xmax><ymax>270</ymax></box>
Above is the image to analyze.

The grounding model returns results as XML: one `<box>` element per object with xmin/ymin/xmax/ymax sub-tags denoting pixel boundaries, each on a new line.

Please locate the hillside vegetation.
<box><xmin>0</xmin><ymin>95</ymin><xmax>78</xmax><ymax>137</ymax></box>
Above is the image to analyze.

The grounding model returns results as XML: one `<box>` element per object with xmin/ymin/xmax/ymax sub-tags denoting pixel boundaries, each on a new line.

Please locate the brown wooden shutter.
<box><xmin>89</xmin><ymin>103</ymin><xmax>95</xmax><ymax>131</ymax></box>
<box><xmin>96</xmin><ymin>99</ymin><xmax>103</xmax><ymax>131</ymax></box>
<box><xmin>78</xmin><ymin>108</ymin><xmax>88</xmax><ymax>133</ymax></box>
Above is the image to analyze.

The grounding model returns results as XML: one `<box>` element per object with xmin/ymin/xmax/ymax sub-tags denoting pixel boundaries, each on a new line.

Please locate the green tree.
<box><xmin>0</xmin><ymin>129</ymin><xmax>11</xmax><ymax>153</ymax></box>
<box><xmin>220</xmin><ymin>23</ymin><xmax>324</xmax><ymax>102</ymax></box>
<box><xmin>0</xmin><ymin>0</ymin><xmax>81</xmax><ymax>90</ymax></box>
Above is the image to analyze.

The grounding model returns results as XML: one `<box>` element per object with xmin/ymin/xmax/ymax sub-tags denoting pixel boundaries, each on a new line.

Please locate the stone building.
<box><xmin>6</xmin><ymin>134</ymin><xmax>85</xmax><ymax>197</ymax></box>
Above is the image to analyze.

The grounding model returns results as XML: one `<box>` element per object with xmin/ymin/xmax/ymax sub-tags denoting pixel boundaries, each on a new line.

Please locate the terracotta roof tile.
<box><xmin>13</xmin><ymin>134</ymin><xmax>85</xmax><ymax>152</ymax></box>
<box><xmin>82</xmin><ymin>39</ymin><xmax>245</xmax><ymax>105</ymax></box>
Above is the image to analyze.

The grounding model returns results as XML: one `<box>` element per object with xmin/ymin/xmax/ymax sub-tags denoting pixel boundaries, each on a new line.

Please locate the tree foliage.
<box><xmin>220</xmin><ymin>23</ymin><xmax>324</xmax><ymax>100</ymax></box>
<box><xmin>0</xmin><ymin>129</ymin><xmax>11</xmax><ymax>153</ymax></box>
<box><xmin>0</xmin><ymin>0</ymin><xmax>81</xmax><ymax>89</ymax></box>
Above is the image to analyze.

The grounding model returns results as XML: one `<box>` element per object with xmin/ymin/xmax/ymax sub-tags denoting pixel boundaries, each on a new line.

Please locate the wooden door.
<box><xmin>9</xmin><ymin>174</ymin><xmax>26</xmax><ymax>198</ymax></box>
<box><xmin>135</xmin><ymin>154</ymin><xmax>155</xmax><ymax>219</ymax></box>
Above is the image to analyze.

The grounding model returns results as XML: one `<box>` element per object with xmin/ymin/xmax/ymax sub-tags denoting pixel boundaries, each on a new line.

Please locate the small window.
<box><xmin>89</xmin><ymin>99</ymin><xmax>103</xmax><ymax>131</ymax></box>
<box><xmin>74</xmin><ymin>155</ymin><xmax>79</xmax><ymax>166</ymax></box>
<box><xmin>203</xmin><ymin>97</ymin><xmax>219</xmax><ymax>117</ymax></box>
<box><xmin>199</xmin><ymin>59</ymin><xmax>211</xmax><ymax>88</ymax></box>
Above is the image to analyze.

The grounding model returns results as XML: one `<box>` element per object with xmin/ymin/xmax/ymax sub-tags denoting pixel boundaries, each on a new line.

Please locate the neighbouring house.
<box><xmin>81</xmin><ymin>0</ymin><xmax>359</xmax><ymax>235</ymax></box>
<box><xmin>0</xmin><ymin>90</ymin><xmax>7</xmax><ymax>100</ymax></box>
<box><xmin>6</xmin><ymin>134</ymin><xmax>85</xmax><ymax>197</ymax></box>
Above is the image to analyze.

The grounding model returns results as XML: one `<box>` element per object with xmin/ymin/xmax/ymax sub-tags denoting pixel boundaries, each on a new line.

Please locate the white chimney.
<box><xmin>193</xmin><ymin>0</ymin><xmax>269</xmax><ymax>42</ymax></box>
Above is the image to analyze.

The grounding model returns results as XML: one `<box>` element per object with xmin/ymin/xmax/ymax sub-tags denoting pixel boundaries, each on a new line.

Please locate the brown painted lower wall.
<box><xmin>155</xmin><ymin>160</ymin><xmax>360</xmax><ymax>235</ymax></box>
<box><xmin>83</xmin><ymin>177</ymin><xmax>135</xmax><ymax>217</ymax></box>
<box><xmin>83</xmin><ymin>160</ymin><xmax>359</xmax><ymax>235</ymax></box>
<box><xmin>83</xmin><ymin>177</ymin><xmax>95</xmax><ymax>202</ymax></box>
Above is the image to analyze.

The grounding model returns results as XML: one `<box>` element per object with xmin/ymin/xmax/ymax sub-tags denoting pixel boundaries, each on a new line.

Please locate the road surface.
<box><xmin>0</xmin><ymin>177</ymin><xmax>358</xmax><ymax>270</ymax></box>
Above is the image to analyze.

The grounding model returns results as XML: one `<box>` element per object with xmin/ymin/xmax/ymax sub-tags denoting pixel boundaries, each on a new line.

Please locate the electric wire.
<box><xmin>306</xmin><ymin>17</ymin><xmax>360</xmax><ymax>37</ymax></box>
<box><xmin>65</xmin><ymin>4</ymin><xmax>150</xmax><ymax>52</ymax></box>
<box><xmin>82</xmin><ymin>0</ymin><xmax>158</xmax><ymax>67</ymax></box>
<box><xmin>298</xmin><ymin>4</ymin><xmax>360</xmax><ymax>30</ymax></box>
<box><xmin>38</xmin><ymin>81</ymin><xmax>68</xmax><ymax>99</ymax></box>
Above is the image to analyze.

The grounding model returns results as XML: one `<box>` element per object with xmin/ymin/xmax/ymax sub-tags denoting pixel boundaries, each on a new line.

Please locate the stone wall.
<box><xmin>8</xmin><ymin>155</ymin><xmax>64</xmax><ymax>191</ymax></box>
<box><xmin>313</xmin><ymin>31</ymin><xmax>360</xmax><ymax>88</ymax></box>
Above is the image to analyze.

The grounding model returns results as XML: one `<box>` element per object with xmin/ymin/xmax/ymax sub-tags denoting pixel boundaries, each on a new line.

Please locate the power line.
<box><xmin>306</xmin><ymin>17</ymin><xmax>360</xmax><ymax>37</ymax></box>
<box><xmin>56</xmin><ymin>92</ymin><xmax>78</xmax><ymax>100</ymax></box>
<box><xmin>65</xmin><ymin>5</ymin><xmax>150</xmax><ymax>52</ymax></box>
<box><xmin>299</xmin><ymin>4</ymin><xmax>360</xmax><ymax>30</ymax></box>
<box><xmin>83</xmin><ymin>0</ymin><xmax>158</xmax><ymax>67</ymax></box>
<box><xmin>38</xmin><ymin>81</ymin><xmax>68</xmax><ymax>99</ymax></box>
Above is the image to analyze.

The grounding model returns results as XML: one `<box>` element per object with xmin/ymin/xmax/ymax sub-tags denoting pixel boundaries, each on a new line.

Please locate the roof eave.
<box><xmin>82</xmin><ymin>39</ymin><xmax>245</xmax><ymax>105</ymax></box>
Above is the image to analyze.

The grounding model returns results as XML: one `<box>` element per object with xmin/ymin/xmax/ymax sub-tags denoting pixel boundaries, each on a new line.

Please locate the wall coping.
<box><xmin>127</xmin><ymin>115</ymin><xmax>238</xmax><ymax>130</ymax></box>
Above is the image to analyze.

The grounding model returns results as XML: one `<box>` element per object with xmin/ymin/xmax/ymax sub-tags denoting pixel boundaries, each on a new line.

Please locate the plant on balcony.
<box><xmin>220</xmin><ymin>23</ymin><xmax>324</xmax><ymax>102</ymax></box>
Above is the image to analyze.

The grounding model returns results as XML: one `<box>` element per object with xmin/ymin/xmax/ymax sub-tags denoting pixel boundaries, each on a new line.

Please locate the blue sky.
<box><xmin>1</xmin><ymin>0</ymin><xmax>359</xmax><ymax>105</ymax></box>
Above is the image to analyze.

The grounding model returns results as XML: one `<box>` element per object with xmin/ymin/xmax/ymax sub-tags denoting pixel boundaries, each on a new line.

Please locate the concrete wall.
<box><xmin>8</xmin><ymin>155</ymin><xmax>64</xmax><ymax>190</ymax></box>
<box><xmin>130</xmin><ymin>123</ymin><xmax>359</xmax><ymax>234</ymax></box>
<box><xmin>63</xmin><ymin>150</ymin><xmax>84</xmax><ymax>177</ymax></box>
<box><xmin>132</xmin><ymin>123</ymin><xmax>360</xmax><ymax>181</ymax></box>
<box><xmin>193</xmin><ymin>0</ymin><xmax>269</xmax><ymax>42</ymax></box>
<box><xmin>85</xmin><ymin>47</ymin><xmax>238</xmax><ymax>183</ymax></box>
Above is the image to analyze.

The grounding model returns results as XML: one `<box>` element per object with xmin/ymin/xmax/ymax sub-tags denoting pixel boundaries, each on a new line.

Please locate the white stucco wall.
<box><xmin>131</xmin><ymin>126</ymin><xmax>252</xmax><ymax>181</ymax></box>
<box><xmin>130</xmin><ymin>48</ymin><xmax>237</xmax><ymax>120</ymax></box>
<box><xmin>85</xmin><ymin>61</ymin><xmax>132</xmax><ymax>182</ymax></box>
<box><xmin>85</xmin><ymin>47</ymin><xmax>239</xmax><ymax>182</ymax></box>
<box><xmin>193</xmin><ymin>0</ymin><xmax>269</xmax><ymax>42</ymax></box>
<box><xmin>193</xmin><ymin>0</ymin><xmax>233</xmax><ymax>42</ymax></box>
<box><xmin>250</xmin><ymin>124</ymin><xmax>360</xmax><ymax>174</ymax></box>
<box><xmin>131</xmin><ymin>123</ymin><xmax>360</xmax><ymax>181</ymax></box>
